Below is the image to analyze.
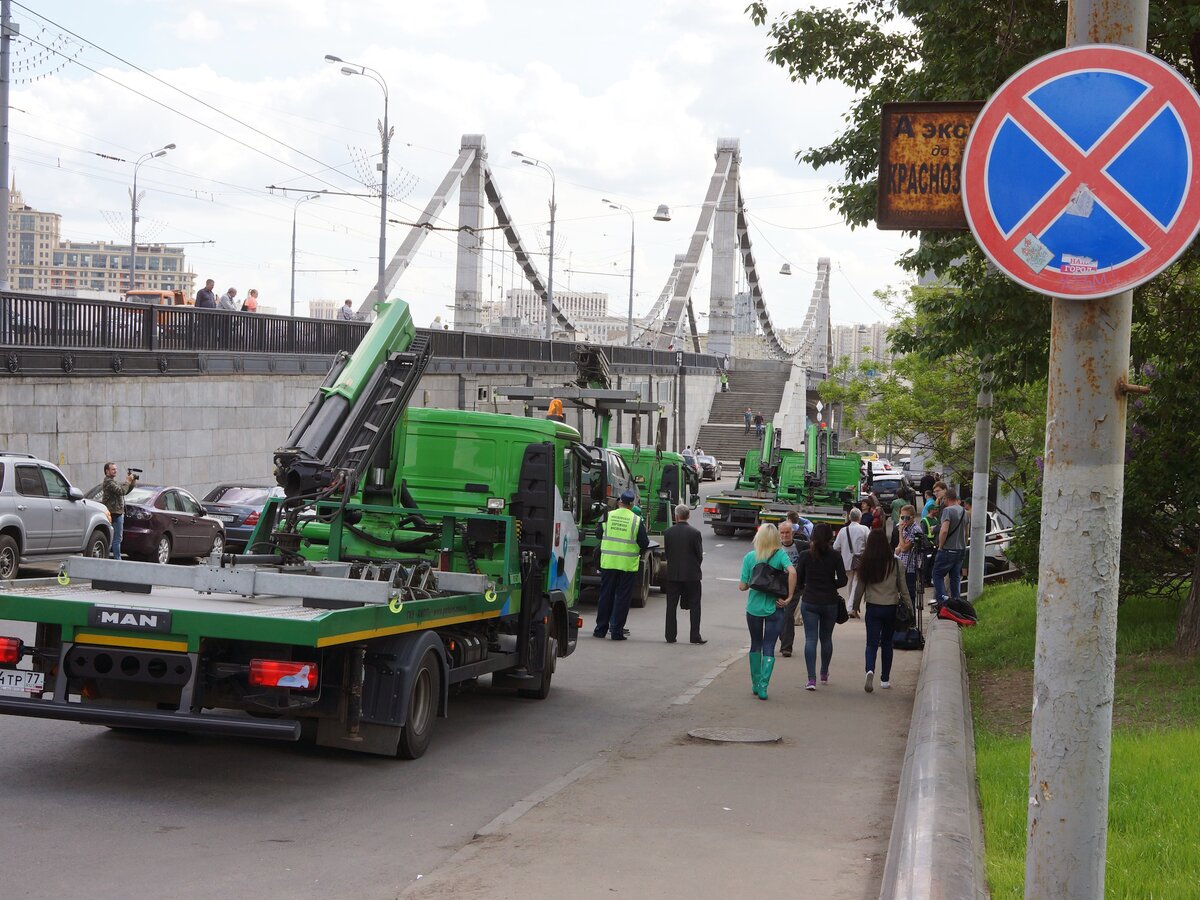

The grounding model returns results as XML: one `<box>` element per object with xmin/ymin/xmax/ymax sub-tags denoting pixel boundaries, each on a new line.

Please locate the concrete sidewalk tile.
<box><xmin>402</xmin><ymin>622</ymin><xmax>920</xmax><ymax>900</ymax></box>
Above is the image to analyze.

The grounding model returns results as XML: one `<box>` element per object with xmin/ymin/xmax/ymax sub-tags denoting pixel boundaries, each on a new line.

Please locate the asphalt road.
<box><xmin>0</xmin><ymin>478</ymin><xmax>761</xmax><ymax>900</ymax></box>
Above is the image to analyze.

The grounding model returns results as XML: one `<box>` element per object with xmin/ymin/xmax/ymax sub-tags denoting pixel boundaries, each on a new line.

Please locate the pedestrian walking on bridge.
<box><xmin>777</xmin><ymin>520</ymin><xmax>809</xmax><ymax>657</ymax></box>
<box><xmin>796</xmin><ymin>522</ymin><xmax>848</xmax><ymax>690</ymax></box>
<box><xmin>739</xmin><ymin>523</ymin><xmax>796</xmax><ymax>700</ymax></box>
<box><xmin>744</xmin><ymin>407</ymin><xmax>753</xmax><ymax>434</ymax></box>
<box><xmin>852</xmin><ymin>529</ymin><xmax>907</xmax><ymax>693</ymax></box>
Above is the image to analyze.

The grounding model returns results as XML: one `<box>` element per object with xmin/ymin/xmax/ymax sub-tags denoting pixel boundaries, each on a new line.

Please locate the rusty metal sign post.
<box><xmin>876</xmin><ymin>101</ymin><xmax>982</xmax><ymax>230</ymax></box>
<box><xmin>962</xmin><ymin>1</ymin><xmax>1161</xmax><ymax>896</ymax></box>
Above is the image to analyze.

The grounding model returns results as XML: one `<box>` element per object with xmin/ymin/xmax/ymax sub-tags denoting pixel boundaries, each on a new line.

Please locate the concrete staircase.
<box><xmin>695</xmin><ymin>369</ymin><xmax>791</xmax><ymax>465</ymax></box>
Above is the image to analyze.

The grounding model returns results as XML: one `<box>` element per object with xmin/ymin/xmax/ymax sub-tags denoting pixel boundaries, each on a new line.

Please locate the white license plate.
<box><xmin>215</xmin><ymin>515</ymin><xmax>235</xmax><ymax>523</ymax></box>
<box><xmin>0</xmin><ymin>670</ymin><xmax>44</xmax><ymax>693</ymax></box>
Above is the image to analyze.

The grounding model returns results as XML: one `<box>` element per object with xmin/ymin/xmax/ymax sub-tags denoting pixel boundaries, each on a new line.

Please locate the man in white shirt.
<box><xmin>833</xmin><ymin>507</ymin><xmax>870</xmax><ymax>611</ymax></box>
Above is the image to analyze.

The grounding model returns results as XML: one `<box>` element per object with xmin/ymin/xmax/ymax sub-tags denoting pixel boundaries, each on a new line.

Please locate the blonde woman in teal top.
<box><xmin>739</xmin><ymin>523</ymin><xmax>797</xmax><ymax>700</ymax></box>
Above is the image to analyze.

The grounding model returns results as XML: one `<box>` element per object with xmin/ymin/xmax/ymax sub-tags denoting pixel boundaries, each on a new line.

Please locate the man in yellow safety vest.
<box><xmin>593</xmin><ymin>489</ymin><xmax>650</xmax><ymax>640</ymax></box>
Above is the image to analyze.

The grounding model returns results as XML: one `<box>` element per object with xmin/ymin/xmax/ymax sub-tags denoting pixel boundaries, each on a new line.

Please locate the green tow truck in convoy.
<box><xmin>703</xmin><ymin>420</ymin><xmax>861</xmax><ymax>536</ymax></box>
<box><xmin>497</xmin><ymin>347</ymin><xmax>678</xmax><ymax>608</ymax></box>
<box><xmin>0</xmin><ymin>299</ymin><xmax>584</xmax><ymax>759</ymax></box>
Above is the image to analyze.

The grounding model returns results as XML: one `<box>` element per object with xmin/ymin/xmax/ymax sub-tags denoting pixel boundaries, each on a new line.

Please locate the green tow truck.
<box><xmin>497</xmin><ymin>347</ymin><xmax>679</xmax><ymax>608</ymax></box>
<box><xmin>0</xmin><ymin>299</ymin><xmax>586</xmax><ymax>759</ymax></box>
<box><xmin>703</xmin><ymin>420</ymin><xmax>861</xmax><ymax>536</ymax></box>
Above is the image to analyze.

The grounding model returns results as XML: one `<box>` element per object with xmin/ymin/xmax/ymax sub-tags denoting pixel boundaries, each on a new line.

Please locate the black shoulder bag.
<box><xmin>750</xmin><ymin>561</ymin><xmax>790</xmax><ymax>599</ymax></box>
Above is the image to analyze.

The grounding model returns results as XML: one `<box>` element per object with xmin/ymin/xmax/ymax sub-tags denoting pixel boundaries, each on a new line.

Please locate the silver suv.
<box><xmin>0</xmin><ymin>453</ymin><xmax>113</xmax><ymax>578</ymax></box>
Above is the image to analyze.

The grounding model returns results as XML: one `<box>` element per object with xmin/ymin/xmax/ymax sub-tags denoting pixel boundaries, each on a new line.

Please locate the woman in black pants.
<box><xmin>795</xmin><ymin>522</ymin><xmax>848</xmax><ymax>691</ymax></box>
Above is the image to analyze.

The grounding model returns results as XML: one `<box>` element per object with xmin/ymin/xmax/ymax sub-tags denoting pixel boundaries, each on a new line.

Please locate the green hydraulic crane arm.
<box><xmin>274</xmin><ymin>299</ymin><xmax>430</xmax><ymax>497</ymax></box>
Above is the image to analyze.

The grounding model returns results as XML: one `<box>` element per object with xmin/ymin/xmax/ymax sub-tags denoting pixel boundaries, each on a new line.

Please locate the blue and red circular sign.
<box><xmin>963</xmin><ymin>44</ymin><xmax>1200</xmax><ymax>299</ymax></box>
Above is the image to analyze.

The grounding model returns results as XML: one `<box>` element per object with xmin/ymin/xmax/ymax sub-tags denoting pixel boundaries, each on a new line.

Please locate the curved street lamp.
<box><xmin>290</xmin><ymin>193</ymin><xmax>322</xmax><ymax>317</ymax></box>
<box><xmin>129</xmin><ymin>143</ymin><xmax>175</xmax><ymax>294</ymax></box>
<box><xmin>326</xmin><ymin>53</ymin><xmax>390</xmax><ymax>311</ymax></box>
<box><xmin>511</xmin><ymin>150</ymin><xmax>557</xmax><ymax>340</ymax></box>
<box><xmin>602</xmin><ymin>199</ymin><xmax>636</xmax><ymax>346</ymax></box>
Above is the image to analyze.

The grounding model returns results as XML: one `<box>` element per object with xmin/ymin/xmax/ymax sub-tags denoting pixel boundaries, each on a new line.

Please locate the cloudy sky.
<box><xmin>10</xmin><ymin>0</ymin><xmax>913</xmax><ymax>328</ymax></box>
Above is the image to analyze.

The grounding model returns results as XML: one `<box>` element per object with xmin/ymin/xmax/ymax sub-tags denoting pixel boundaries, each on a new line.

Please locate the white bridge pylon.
<box><xmin>652</xmin><ymin>138</ymin><xmax>830</xmax><ymax>369</ymax></box>
<box><xmin>359</xmin><ymin>134</ymin><xmax>577</xmax><ymax>336</ymax></box>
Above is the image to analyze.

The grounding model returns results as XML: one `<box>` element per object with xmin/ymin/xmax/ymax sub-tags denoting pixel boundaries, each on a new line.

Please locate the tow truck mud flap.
<box><xmin>316</xmin><ymin>631</ymin><xmax>449</xmax><ymax>756</ymax></box>
<box><xmin>0</xmin><ymin>697</ymin><xmax>301</xmax><ymax>740</ymax></box>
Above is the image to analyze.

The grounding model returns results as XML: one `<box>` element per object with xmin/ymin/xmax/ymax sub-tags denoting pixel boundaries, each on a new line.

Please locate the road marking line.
<box><xmin>671</xmin><ymin>648</ymin><xmax>747</xmax><ymax>705</ymax></box>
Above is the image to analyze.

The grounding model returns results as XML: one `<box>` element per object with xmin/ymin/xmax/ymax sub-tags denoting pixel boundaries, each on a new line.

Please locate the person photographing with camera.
<box><xmin>100</xmin><ymin>462</ymin><xmax>137</xmax><ymax>560</ymax></box>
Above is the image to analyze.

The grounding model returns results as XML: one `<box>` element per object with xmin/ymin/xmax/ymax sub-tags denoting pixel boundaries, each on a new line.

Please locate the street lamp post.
<box><xmin>602</xmin><ymin>200</ymin><xmax>636</xmax><ymax>346</ymax></box>
<box><xmin>326</xmin><ymin>54</ymin><xmax>390</xmax><ymax>311</ymax></box>
<box><xmin>128</xmin><ymin>143</ymin><xmax>175</xmax><ymax>294</ymax></box>
<box><xmin>290</xmin><ymin>193</ymin><xmax>321</xmax><ymax>317</ymax></box>
<box><xmin>511</xmin><ymin>151</ymin><xmax>556</xmax><ymax>341</ymax></box>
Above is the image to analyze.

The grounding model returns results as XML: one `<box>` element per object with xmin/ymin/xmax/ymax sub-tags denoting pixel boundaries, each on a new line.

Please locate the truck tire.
<box><xmin>712</xmin><ymin>525</ymin><xmax>734</xmax><ymax>537</ymax></box>
<box><xmin>518</xmin><ymin>632</ymin><xmax>557</xmax><ymax>700</ymax></box>
<box><xmin>630</xmin><ymin>556</ymin><xmax>651</xmax><ymax>608</ymax></box>
<box><xmin>397</xmin><ymin>650</ymin><xmax>440</xmax><ymax>760</ymax></box>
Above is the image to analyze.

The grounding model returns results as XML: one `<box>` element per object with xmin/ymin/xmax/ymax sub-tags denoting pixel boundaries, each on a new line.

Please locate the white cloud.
<box><xmin>11</xmin><ymin>0</ymin><xmax>914</xmax><ymax>330</ymax></box>
<box><xmin>166</xmin><ymin>11</ymin><xmax>222</xmax><ymax>43</ymax></box>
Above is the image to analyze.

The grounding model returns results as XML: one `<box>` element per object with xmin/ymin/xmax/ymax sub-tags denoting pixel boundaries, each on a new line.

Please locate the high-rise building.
<box><xmin>479</xmin><ymin>289</ymin><xmax>610</xmax><ymax>338</ymax></box>
<box><xmin>6</xmin><ymin>186</ymin><xmax>195</xmax><ymax>297</ymax></box>
<box><xmin>308</xmin><ymin>299</ymin><xmax>340</xmax><ymax>320</ymax></box>
<box><xmin>831</xmin><ymin>322</ymin><xmax>893</xmax><ymax>371</ymax></box>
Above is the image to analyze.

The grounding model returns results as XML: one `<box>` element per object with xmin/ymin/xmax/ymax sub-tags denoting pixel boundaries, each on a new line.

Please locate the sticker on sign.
<box><xmin>963</xmin><ymin>44</ymin><xmax>1200</xmax><ymax>299</ymax></box>
<box><xmin>0</xmin><ymin>670</ymin><xmax>44</xmax><ymax>693</ymax></box>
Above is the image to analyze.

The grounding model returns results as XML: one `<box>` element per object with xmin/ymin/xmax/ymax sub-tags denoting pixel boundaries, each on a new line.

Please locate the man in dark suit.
<box><xmin>663</xmin><ymin>504</ymin><xmax>706</xmax><ymax>644</ymax></box>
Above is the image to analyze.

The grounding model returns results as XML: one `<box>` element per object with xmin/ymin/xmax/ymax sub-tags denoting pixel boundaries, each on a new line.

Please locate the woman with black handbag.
<box><xmin>795</xmin><ymin>522</ymin><xmax>849</xmax><ymax>691</ymax></box>
<box><xmin>851</xmin><ymin>529</ymin><xmax>911</xmax><ymax>693</ymax></box>
<box><xmin>738</xmin><ymin>523</ymin><xmax>797</xmax><ymax>700</ymax></box>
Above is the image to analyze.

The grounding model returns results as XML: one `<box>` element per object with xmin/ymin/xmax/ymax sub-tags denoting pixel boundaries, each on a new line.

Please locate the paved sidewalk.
<box><xmin>401</xmin><ymin>617</ymin><xmax>920</xmax><ymax>900</ymax></box>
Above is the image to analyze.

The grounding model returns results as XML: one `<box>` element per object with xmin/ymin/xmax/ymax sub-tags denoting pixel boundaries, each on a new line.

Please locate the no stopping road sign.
<box><xmin>963</xmin><ymin>44</ymin><xmax>1200</xmax><ymax>299</ymax></box>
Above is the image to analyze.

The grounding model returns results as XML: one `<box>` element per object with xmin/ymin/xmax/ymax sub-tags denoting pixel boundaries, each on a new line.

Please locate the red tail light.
<box><xmin>243</xmin><ymin>510</ymin><xmax>260</xmax><ymax>527</ymax></box>
<box><xmin>249</xmin><ymin>659</ymin><xmax>318</xmax><ymax>690</ymax></box>
<box><xmin>0</xmin><ymin>636</ymin><xmax>23</xmax><ymax>665</ymax></box>
<box><xmin>704</xmin><ymin>504</ymin><xmax>718</xmax><ymax>515</ymax></box>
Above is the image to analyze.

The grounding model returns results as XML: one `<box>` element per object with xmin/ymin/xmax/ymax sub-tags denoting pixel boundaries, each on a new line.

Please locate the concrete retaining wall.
<box><xmin>879</xmin><ymin>619</ymin><xmax>989</xmax><ymax>900</ymax></box>
<box><xmin>1</xmin><ymin>368</ymin><xmax>720</xmax><ymax>496</ymax></box>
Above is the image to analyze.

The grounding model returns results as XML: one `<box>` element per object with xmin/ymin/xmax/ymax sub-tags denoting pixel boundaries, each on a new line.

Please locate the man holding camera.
<box><xmin>100</xmin><ymin>462</ymin><xmax>137</xmax><ymax>560</ymax></box>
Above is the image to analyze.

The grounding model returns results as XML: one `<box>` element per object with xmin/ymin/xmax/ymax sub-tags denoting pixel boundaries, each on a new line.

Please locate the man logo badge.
<box><xmin>87</xmin><ymin>605</ymin><xmax>173</xmax><ymax>633</ymax></box>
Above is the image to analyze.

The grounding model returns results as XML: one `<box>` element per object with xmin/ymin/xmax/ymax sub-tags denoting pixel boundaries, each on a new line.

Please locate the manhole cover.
<box><xmin>687</xmin><ymin>727</ymin><xmax>781</xmax><ymax>744</ymax></box>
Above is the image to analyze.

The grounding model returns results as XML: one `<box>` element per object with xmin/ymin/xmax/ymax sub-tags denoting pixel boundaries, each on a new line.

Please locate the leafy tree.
<box><xmin>748</xmin><ymin>1</ymin><xmax>1200</xmax><ymax>648</ymax></box>
<box><xmin>820</xmin><ymin>297</ymin><xmax>1047</xmax><ymax>507</ymax></box>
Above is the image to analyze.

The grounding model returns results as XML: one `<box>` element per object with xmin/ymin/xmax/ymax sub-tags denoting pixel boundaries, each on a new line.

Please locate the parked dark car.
<box><xmin>863</xmin><ymin>471</ymin><xmax>912</xmax><ymax>506</ymax></box>
<box><xmin>681</xmin><ymin>452</ymin><xmax>703</xmax><ymax>482</ymax></box>
<box><xmin>696</xmin><ymin>454</ymin><xmax>722</xmax><ymax>481</ymax></box>
<box><xmin>86</xmin><ymin>484</ymin><xmax>224</xmax><ymax>564</ymax></box>
<box><xmin>201</xmin><ymin>484</ymin><xmax>284</xmax><ymax>552</ymax></box>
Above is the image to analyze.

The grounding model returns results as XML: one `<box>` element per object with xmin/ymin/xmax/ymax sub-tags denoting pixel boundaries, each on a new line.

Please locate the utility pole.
<box><xmin>967</xmin><ymin>364</ymin><xmax>992</xmax><ymax>602</ymax></box>
<box><xmin>1025</xmin><ymin>2</ymin><xmax>1147</xmax><ymax>897</ymax></box>
<box><xmin>0</xmin><ymin>0</ymin><xmax>15</xmax><ymax>292</ymax></box>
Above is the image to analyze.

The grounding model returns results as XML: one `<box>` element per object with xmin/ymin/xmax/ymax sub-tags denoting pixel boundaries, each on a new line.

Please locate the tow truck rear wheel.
<box><xmin>518</xmin><ymin>632</ymin><xmax>557</xmax><ymax>700</ymax></box>
<box><xmin>397</xmin><ymin>650</ymin><xmax>439</xmax><ymax>760</ymax></box>
<box><xmin>713</xmin><ymin>525</ymin><xmax>734</xmax><ymax>537</ymax></box>
<box><xmin>629</xmin><ymin>556</ymin><xmax>651</xmax><ymax>608</ymax></box>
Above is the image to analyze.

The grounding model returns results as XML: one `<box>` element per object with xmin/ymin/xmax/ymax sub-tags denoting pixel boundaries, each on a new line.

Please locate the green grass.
<box><xmin>966</xmin><ymin>582</ymin><xmax>1200</xmax><ymax>896</ymax></box>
